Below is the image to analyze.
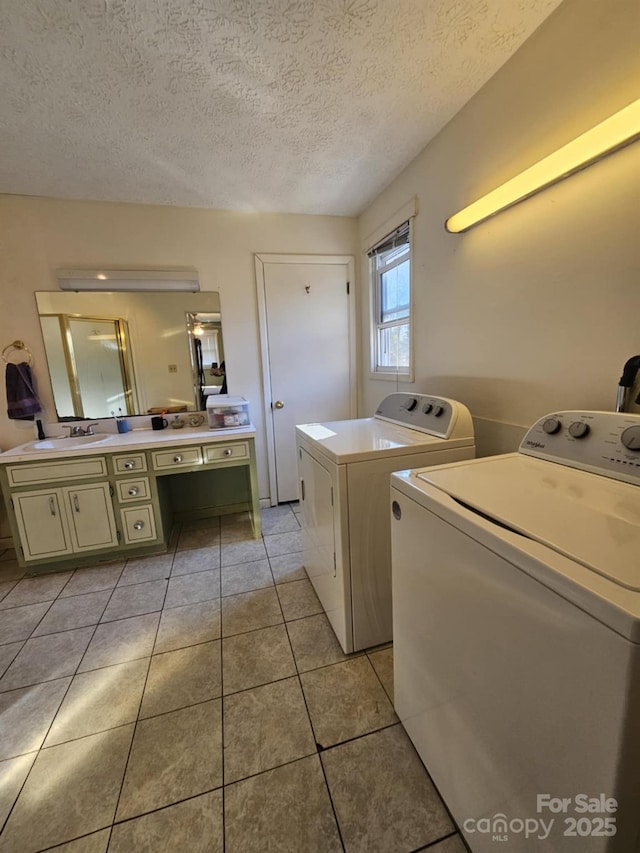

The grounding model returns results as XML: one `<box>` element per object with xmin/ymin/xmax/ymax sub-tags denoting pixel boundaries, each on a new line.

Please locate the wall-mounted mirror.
<box><xmin>35</xmin><ymin>291</ymin><xmax>225</xmax><ymax>420</ymax></box>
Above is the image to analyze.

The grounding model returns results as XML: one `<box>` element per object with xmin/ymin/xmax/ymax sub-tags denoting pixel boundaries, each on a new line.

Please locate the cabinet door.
<box><xmin>13</xmin><ymin>489</ymin><xmax>73</xmax><ymax>560</ymax></box>
<box><xmin>63</xmin><ymin>483</ymin><xmax>119</xmax><ymax>552</ymax></box>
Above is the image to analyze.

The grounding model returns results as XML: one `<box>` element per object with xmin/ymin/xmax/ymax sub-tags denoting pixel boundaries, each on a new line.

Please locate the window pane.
<box><xmin>380</xmin><ymin>259</ymin><xmax>410</xmax><ymax>323</ymax></box>
<box><xmin>377</xmin><ymin>323</ymin><xmax>410</xmax><ymax>369</ymax></box>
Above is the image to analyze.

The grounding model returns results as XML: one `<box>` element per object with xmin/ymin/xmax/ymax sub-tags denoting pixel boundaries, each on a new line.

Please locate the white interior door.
<box><xmin>256</xmin><ymin>255</ymin><xmax>355</xmax><ymax>504</ymax></box>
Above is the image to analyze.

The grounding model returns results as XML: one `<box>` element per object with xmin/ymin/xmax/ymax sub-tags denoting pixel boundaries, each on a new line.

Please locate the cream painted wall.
<box><xmin>0</xmin><ymin>197</ymin><xmax>357</xmax><ymax>516</ymax></box>
<box><xmin>358</xmin><ymin>0</ymin><xmax>640</xmax><ymax>456</ymax></box>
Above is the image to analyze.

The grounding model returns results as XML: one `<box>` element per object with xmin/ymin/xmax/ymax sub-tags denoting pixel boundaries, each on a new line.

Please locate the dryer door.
<box><xmin>299</xmin><ymin>447</ymin><xmax>352</xmax><ymax>651</ymax></box>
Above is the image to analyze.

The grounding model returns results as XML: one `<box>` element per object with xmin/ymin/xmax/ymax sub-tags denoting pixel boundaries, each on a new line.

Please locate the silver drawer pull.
<box><xmin>223</xmin><ymin>448</ymin><xmax>232</xmax><ymax>457</ymax></box>
<box><xmin>73</xmin><ymin>494</ymin><xmax>80</xmax><ymax>513</ymax></box>
<box><xmin>173</xmin><ymin>455</ymin><xmax>183</xmax><ymax>463</ymax></box>
<box><xmin>124</xmin><ymin>460</ymin><xmax>135</xmax><ymax>470</ymax></box>
<box><xmin>128</xmin><ymin>487</ymin><xmax>139</xmax><ymax>496</ymax></box>
<box><xmin>49</xmin><ymin>496</ymin><xmax>56</xmax><ymax>516</ymax></box>
<box><xmin>133</xmin><ymin>520</ymin><xmax>145</xmax><ymax>531</ymax></box>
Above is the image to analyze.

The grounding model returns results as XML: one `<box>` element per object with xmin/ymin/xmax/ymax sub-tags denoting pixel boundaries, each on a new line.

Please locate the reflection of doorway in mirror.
<box><xmin>187</xmin><ymin>312</ymin><xmax>225</xmax><ymax>409</ymax></box>
<box><xmin>39</xmin><ymin>314</ymin><xmax>138</xmax><ymax>418</ymax></box>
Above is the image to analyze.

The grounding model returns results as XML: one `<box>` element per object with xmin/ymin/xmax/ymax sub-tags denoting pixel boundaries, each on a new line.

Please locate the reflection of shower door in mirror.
<box><xmin>40</xmin><ymin>315</ymin><xmax>138</xmax><ymax>418</ymax></box>
<box><xmin>69</xmin><ymin>319</ymin><xmax>137</xmax><ymax>417</ymax></box>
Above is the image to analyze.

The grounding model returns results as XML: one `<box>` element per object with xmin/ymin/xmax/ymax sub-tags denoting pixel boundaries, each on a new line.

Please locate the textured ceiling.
<box><xmin>0</xmin><ymin>0</ymin><xmax>562</xmax><ymax>216</ymax></box>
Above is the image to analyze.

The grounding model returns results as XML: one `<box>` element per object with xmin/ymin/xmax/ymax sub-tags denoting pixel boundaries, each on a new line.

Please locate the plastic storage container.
<box><xmin>206</xmin><ymin>395</ymin><xmax>250</xmax><ymax>430</ymax></box>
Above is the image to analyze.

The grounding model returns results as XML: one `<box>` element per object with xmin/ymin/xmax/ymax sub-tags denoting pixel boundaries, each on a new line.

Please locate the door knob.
<box><xmin>274</xmin><ymin>400</ymin><xmax>284</xmax><ymax>409</ymax></box>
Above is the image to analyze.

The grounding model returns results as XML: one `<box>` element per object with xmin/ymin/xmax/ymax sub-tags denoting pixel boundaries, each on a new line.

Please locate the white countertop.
<box><xmin>0</xmin><ymin>424</ymin><xmax>256</xmax><ymax>464</ymax></box>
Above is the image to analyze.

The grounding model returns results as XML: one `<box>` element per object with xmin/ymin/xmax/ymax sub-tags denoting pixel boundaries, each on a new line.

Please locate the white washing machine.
<box><xmin>295</xmin><ymin>393</ymin><xmax>475</xmax><ymax>653</ymax></box>
<box><xmin>391</xmin><ymin>410</ymin><xmax>640</xmax><ymax>853</ymax></box>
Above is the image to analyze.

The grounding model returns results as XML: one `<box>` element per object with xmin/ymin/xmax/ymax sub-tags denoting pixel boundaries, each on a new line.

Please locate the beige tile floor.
<box><xmin>0</xmin><ymin>504</ymin><xmax>469</xmax><ymax>853</ymax></box>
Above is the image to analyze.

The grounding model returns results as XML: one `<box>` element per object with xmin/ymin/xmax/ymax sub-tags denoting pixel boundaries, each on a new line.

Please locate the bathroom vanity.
<box><xmin>0</xmin><ymin>425</ymin><xmax>261</xmax><ymax>573</ymax></box>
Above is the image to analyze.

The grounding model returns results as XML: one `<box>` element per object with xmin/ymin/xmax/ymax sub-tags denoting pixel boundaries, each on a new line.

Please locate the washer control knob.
<box><xmin>422</xmin><ymin>403</ymin><xmax>433</xmax><ymax>414</ymax></box>
<box><xmin>568</xmin><ymin>421</ymin><xmax>590</xmax><ymax>439</ymax></box>
<box><xmin>405</xmin><ymin>398</ymin><xmax>418</xmax><ymax>411</ymax></box>
<box><xmin>621</xmin><ymin>425</ymin><xmax>640</xmax><ymax>450</ymax></box>
<box><xmin>433</xmin><ymin>405</ymin><xmax>444</xmax><ymax>417</ymax></box>
<box><xmin>542</xmin><ymin>418</ymin><xmax>562</xmax><ymax>435</ymax></box>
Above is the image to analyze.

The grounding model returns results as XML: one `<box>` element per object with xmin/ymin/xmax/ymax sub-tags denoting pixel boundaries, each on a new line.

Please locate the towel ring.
<box><xmin>2</xmin><ymin>340</ymin><xmax>34</xmax><ymax>365</ymax></box>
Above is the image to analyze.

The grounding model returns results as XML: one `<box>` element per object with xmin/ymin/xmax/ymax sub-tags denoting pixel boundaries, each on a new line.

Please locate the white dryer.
<box><xmin>296</xmin><ymin>393</ymin><xmax>475</xmax><ymax>653</ymax></box>
<box><xmin>391</xmin><ymin>410</ymin><xmax>640</xmax><ymax>853</ymax></box>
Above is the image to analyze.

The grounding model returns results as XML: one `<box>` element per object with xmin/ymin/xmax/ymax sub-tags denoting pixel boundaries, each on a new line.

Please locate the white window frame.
<box><xmin>369</xmin><ymin>217</ymin><xmax>414</xmax><ymax>381</ymax></box>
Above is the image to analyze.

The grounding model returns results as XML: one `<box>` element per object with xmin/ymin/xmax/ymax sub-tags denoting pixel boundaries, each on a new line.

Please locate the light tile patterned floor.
<box><xmin>0</xmin><ymin>506</ymin><xmax>468</xmax><ymax>852</ymax></box>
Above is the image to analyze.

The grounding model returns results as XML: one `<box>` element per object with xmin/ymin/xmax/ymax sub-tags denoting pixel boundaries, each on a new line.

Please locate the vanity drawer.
<box><xmin>113</xmin><ymin>453</ymin><xmax>148</xmax><ymax>474</ymax></box>
<box><xmin>120</xmin><ymin>504</ymin><xmax>157</xmax><ymax>544</ymax></box>
<box><xmin>7</xmin><ymin>457</ymin><xmax>107</xmax><ymax>487</ymax></box>
<box><xmin>152</xmin><ymin>447</ymin><xmax>203</xmax><ymax>470</ymax></box>
<box><xmin>116</xmin><ymin>477</ymin><xmax>151</xmax><ymax>503</ymax></box>
<box><xmin>204</xmin><ymin>442</ymin><xmax>250</xmax><ymax>464</ymax></box>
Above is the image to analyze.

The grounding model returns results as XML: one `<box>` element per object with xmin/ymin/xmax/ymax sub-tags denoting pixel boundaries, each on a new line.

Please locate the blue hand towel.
<box><xmin>6</xmin><ymin>362</ymin><xmax>41</xmax><ymax>420</ymax></box>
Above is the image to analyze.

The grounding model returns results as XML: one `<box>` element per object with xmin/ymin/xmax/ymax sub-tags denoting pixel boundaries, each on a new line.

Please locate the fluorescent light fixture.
<box><xmin>445</xmin><ymin>98</ymin><xmax>640</xmax><ymax>233</ymax></box>
<box><xmin>57</xmin><ymin>269</ymin><xmax>200</xmax><ymax>292</ymax></box>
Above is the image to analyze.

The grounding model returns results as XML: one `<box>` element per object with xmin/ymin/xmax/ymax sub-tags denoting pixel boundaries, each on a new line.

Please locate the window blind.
<box><xmin>367</xmin><ymin>220</ymin><xmax>410</xmax><ymax>258</ymax></box>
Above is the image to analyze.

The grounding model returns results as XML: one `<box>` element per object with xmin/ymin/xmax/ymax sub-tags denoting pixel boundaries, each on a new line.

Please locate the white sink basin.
<box><xmin>26</xmin><ymin>433</ymin><xmax>115</xmax><ymax>452</ymax></box>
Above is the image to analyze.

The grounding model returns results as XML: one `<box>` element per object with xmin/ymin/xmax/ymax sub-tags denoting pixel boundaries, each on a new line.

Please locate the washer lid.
<box><xmin>296</xmin><ymin>417</ymin><xmax>469</xmax><ymax>464</ymax></box>
<box><xmin>417</xmin><ymin>455</ymin><xmax>640</xmax><ymax>591</ymax></box>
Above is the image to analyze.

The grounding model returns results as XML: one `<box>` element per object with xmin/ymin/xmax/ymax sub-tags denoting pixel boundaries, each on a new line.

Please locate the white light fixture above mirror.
<box><xmin>57</xmin><ymin>269</ymin><xmax>200</xmax><ymax>292</ymax></box>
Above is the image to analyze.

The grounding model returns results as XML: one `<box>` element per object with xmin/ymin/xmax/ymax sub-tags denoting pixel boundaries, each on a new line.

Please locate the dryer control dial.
<box><xmin>621</xmin><ymin>425</ymin><xmax>640</xmax><ymax>451</ymax></box>
<box><xmin>568</xmin><ymin>421</ymin><xmax>590</xmax><ymax>439</ymax></box>
<box><xmin>542</xmin><ymin>418</ymin><xmax>562</xmax><ymax>435</ymax></box>
<box><xmin>373</xmin><ymin>393</ymin><xmax>459</xmax><ymax>438</ymax></box>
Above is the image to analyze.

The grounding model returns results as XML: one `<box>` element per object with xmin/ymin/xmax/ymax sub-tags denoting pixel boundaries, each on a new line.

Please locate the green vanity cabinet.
<box><xmin>151</xmin><ymin>440</ymin><xmax>261</xmax><ymax>535</ymax></box>
<box><xmin>0</xmin><ymin>430</ymin><xmax>261</xmax><ymax>572</ymax></box>
<box><xmin>109</xmin><ymin>452</ymin><xmax>163</xmax><ymax>547</ymax></box>
<box><xmin>1</xmin><ymin>457</ymin><xmax>118</xmax><ymax>563</ymax></box>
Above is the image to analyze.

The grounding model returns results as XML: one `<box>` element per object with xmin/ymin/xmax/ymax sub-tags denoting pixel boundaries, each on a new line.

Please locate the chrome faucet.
<box><xmin>63</xmin><ymin>422</ymin><xmax>99</xmax><ymax>437</ymax></box>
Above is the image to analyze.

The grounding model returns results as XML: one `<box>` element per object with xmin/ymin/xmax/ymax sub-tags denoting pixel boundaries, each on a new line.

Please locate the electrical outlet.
<box><xmin>168</xmin><ymin>364</ymin><xmax>178</xmax><ymax>373</ymax></box>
